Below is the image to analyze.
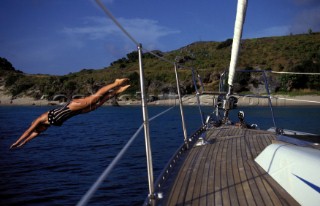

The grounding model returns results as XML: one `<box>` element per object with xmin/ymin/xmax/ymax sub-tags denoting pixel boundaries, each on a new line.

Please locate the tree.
<box><xmin>5</xmin><ymin>73</ymin><xmax>22</xmax><ymax>87</ymax></box>
<box><xmin>216</xmin><ymin>39</ymin><xmax>233</xmax><ymax>49</ymax></box>
<box><xmin>126</xmin><ymin>51</ymin><xmax>139</xmax><ymax>62</ymax></box>
<box><xmin>126</xmin><ymin>72</ymin><xmax>140</xmax><ymax>95</ymax></box>
<box><xmin>64</xmin><ymin>81</ymin><xmax>78</xmax><ymax>94</ymax></box>
<box><xmin>0</xmin><ymin>57</ymin><xmax>15</xmax><ymax>71</ymax></box>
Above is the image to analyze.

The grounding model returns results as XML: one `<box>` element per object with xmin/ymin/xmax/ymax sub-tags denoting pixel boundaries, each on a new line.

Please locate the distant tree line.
<box><xmin>1</xmin><ymin>32</ymin><xmax>320</xmax><ymax>98</ymax></box>
<box><xmin>110</xmin><ymin>50</ymin><xmax>163</xmax><ymax>68</ymax></box>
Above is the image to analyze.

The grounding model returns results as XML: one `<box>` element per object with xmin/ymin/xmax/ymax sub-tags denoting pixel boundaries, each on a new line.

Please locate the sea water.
<box><xmin>0</xmin><ymin>105</ymin><xmax>319</xmax><ymax>205</ymax></box>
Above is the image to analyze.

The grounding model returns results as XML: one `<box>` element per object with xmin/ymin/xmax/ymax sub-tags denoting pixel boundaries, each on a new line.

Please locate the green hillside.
<box><xmin>1</xmin><ymin>32</ymin><xmax>320</xmax><ymax>99</ymax></box>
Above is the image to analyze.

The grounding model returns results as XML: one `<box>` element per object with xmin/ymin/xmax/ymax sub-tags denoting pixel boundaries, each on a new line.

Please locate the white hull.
<box><xmin>255</xmin><ymin>142</ymin><xmax>320</xmax><ymax>206</ymax></box>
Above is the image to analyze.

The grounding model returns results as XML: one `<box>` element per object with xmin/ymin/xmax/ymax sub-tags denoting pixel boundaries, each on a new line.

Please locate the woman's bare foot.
<box><xmin>114</xmin><ymin>78</ymin><xmax>129</xmax><ymax>87</ymax></box>
<box><xmin>115</xmin><ymin>85</ymin><xmax>130</xmax><ymax>94</ymax></box>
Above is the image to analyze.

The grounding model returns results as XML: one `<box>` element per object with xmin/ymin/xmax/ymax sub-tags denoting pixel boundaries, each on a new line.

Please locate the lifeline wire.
<box><xmin>271</xmin><ymin>71</ymin><xmax>320</xmax><ymax>75</ymax></box>
<box><xmin>235</xmin><ymin>94</ymin><xmax>320</xmax><ymax>105</ymax></box>
<box><xmin>274</xmin><ymin>97</ymin><xmax>320</xmax><ymax>104</ymax></box>
<box><xmin>76</xmin><ymin>124</ymin><xmax>144</xmax><ymax>206</ymax></box>
<box><xmin>77</xmin><ymin>106</ymin><xmax>175</xmax><ymax>206</ymax></box>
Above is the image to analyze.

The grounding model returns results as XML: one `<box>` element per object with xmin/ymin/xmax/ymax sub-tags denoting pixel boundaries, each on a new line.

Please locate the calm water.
<box><xmin>1</xmin><ymin>105</ymin><xmax>320</xmax><ymax>206</ymax></box>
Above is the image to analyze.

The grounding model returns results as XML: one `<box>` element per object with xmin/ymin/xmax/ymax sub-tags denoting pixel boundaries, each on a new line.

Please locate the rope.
<box><xmin>76</xmin><ymin>106</ymin><xmax>175</xmax><ymax>206</ymax></box>
<box><xmin>235</xmin><ymin>95</ymin><xmax>320</xmax><ymax>105</ymax></box>
<box><xmin>274</xmin><ymin>97</ymin><xmax>320</xmax><ymax>104</ymax></box>
<box><xmin>271</xmin><ymin>71</ymin><xmax>320</xmax><ymax>75</ymax></box>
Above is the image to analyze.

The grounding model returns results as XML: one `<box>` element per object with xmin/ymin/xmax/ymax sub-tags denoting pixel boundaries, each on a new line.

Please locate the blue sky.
<box><xmin>0</xmin><ymin>0</ymin><xmax>319</xmax><ymax>75</ymax></box>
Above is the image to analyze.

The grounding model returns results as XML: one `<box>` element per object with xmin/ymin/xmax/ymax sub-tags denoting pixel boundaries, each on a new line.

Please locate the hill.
<box><xmin>1</xmin><ymin>32</ymin><xmax>320</xmax><ymax>100</ymax></box>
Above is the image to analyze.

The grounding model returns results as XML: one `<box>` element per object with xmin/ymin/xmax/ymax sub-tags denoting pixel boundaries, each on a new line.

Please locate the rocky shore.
<box><xmin>1</xmin><ymin>91</ymin><xmax>319</xmax><ymax>107</ymax></box>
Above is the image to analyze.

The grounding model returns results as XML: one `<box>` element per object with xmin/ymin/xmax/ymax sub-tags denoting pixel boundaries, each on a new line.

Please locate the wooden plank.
<box><xmin>248</xmin><ymin>159</ymin><xmax>274</xmax><ymax>205</ymax></box>
<box><xmin>166</xmin><ymin>146</ymin><xmax>200</xmax><ymax>205</ymax></box>
<box><xmin>238</xmin><ymin>131</ymin><xmax>257</xmax><ymax>205</ymax></box>
<box><xmin>207</xmin><ymin>140</ymin><xmax>221</xmax><ymax>204</ymax></box>
<box><xmin>220</xmin><ymin>137</ymin><xmax>231</xmax><ymax>206</ymax></box>
<box><xmin>162</xmin><ymin>126</ymin><xmax>299</xmax><ymax>206</ymax></box>
<box><xmin>214</xmin><ymin>136</ymin><xmax>224</xmax><ymax>206</ymax></box>
<box><xmin>254</xmin><ymin>134</ymin><xmax>264</xmax><ymax>153</ymax></box>
<box><xmin>178</xmin><ymin>147</ymin><xmax>203</xmax><ymax>205</ymax></box>
<box><xmin>184</xmin><ymin>146</ymin><xmax>208</xmax><ymax>205</ymax></box>
<box><xmin>249</xmin><ymin>161</ymin><xmax>299</xmax><ymax>206</ymax></box>
<box><xmin>228</xmin><ymin>137</ymin><xmax>240</xmax><ymax>206</ymax></box>
<box><xmin>243</xmin><ymin>133</ymin><xmax>265</xmax><ymax>205</ymax></box>
<box><xmin>192</xmin><ymin>144</ymin><xmax>211</xmax><ymax>206</ymax></box>
<box><xmin>199</xmin><ymin>140</ymin><xmax>217</xmax><ymax>205</ymax></box>
<box><xmin>250</xmin><ymin>134</ymin><xmax>277</xmax><ymax>205</ymax></box>
<box><xmin>233</xmin><ymin>135</ymin><xmax>247</xmax><ymax>205</ymax></box>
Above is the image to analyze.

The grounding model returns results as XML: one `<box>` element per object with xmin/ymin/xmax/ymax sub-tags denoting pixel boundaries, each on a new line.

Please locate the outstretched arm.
<box><xmin>10</xmin><ymin>113</ymin><xmax>49</xmax><ymax>149</ymax></box>
<box><xmin>11</xmin><ymin>131</ymin><xmax>40</xmax><ymax>149</ymax></box>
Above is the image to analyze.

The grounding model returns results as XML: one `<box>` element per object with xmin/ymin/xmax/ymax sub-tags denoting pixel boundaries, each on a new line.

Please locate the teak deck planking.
<box><xmin>162</xmin><ymin>126</ymin><xmax>299</xmax><ymax>206</ymax></box>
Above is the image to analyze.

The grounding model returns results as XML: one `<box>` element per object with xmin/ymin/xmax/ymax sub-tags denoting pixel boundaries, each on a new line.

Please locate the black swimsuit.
<box><xmin>48</xmin><ymin>103</ymin><xmax>81</xmax><ymax>126</ymax></box>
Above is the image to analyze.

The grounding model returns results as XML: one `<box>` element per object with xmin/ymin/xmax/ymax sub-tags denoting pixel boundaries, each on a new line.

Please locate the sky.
<box><xmin>0</xmin><ymin>0</ymin><xmax>319</xmax><ymax>75</ymax></box>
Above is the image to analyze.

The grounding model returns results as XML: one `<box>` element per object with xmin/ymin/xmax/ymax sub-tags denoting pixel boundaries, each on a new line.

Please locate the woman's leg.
<box><xmin>69</xmin><ymin>78</ymin><xmax>129</xmax><ymax>110</ymax></box>
<box><xmin>78</xmin><ymin>84</ymin><xmax>131</xmax><ymax>114</ymax></box>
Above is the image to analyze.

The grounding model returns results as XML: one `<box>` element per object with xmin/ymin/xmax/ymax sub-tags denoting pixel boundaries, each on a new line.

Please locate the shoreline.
<box><xmin>1</xmin><ymin>93</ymin><xmax>320</xmax><ymax>107</ymax></box>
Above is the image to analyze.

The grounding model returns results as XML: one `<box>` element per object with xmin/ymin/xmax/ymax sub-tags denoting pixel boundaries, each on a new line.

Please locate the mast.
<box><xmin>224</xmin><ymin>0</ymin><xmax>248</xmax><ymax>121</ymax></box>
<box><xmin>228</xmin><ymin>0</ymin><xmax>248</xmax><ymax>89</ymax></box>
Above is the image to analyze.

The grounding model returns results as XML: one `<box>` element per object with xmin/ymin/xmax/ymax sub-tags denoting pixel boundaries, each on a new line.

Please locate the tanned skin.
<box><xmin>10</xmin><ymin>78</ymin><xmax>130</xmax><ymax>149</ymax></box>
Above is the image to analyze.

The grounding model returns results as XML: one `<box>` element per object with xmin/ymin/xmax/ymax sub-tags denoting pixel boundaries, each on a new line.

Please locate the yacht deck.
<box><xmin>162</xmin><ymin>126</ymin><xmax>299</xmax><ymax>206</ymax></box>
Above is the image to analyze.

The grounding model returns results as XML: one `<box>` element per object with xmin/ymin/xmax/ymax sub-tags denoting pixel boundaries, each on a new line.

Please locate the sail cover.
<box><xmin>228</xmin><ymin>0</ymin><xmax>248</xmax><ymax>86</ymax></box>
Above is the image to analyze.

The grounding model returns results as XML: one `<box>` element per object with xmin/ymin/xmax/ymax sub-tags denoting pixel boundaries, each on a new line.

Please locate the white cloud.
<box><xmin>247</xmin><ymin>2</ymin><xmax>320</xmax><ymax>38</ymax></box>
<box><xmin>101</xmin><ymin>0</ymin><xmax>115</xmax><ymax>4</ymax></box>
<box><xmin>246</xmin><ymin>25</ymin><xmax>290</xmax><ymax>38</ymax></box>
<box><xmin>290</xmin><ymin>7</ymin><xmax>320</xmax><ymax>33</ymax></box>
<box><xmin>289</xmin><ymin>0</ymin><xmax>320</xmax><ymax>33</ymax></box>
<box><xmin>62</xmin><ymin>16</ymin><xmax>180</xmax><ymax>50</ymax></box>
<box><xmin>293</xmin><ymin>0</ymin><xmax>320</xmax><ymax>6</ymax></box>
<box><xmin>90</xmin><ymin>0</ymin><xmax>115</xmax><ymax>7</ymax></box>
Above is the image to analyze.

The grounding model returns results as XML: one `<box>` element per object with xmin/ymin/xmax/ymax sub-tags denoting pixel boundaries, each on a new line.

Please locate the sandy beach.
<box><xmin>1</xmin><ymin>91</ymin><xmax>319</xmax><ymax>107</ymax></box>
<box><xmin>146</xmin><ymin>94</ymin><xmax>320</xmax><ymax>106</ymax></box>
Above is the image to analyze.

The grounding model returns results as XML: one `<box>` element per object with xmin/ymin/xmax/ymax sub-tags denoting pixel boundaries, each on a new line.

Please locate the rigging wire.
<box><xmin>143</xmin><ymin>47</ymin><xmax>176</xmax><ymax>65</ymax></box>
<box><xmin>81</xmin><ymin>0</ymin><xmax>320</xmax><ymax>205</ymax></box>
<box><xmin>95</xmin><ymin>0</ymin><xmax>193</xmax><ymax>72</ymax></box>
<box><xmin>78</xmin><ymin>1</ymin><xmax>219</xmax><ymax>205</ymax></box>
<box><xmin>95</xmin><ymin>0</ymin><xmax>206</xmax><ymax>110</ymax></box>
<box><xmin>95</xmin><ymin>0</ymin><xmax>139</xmax><ymax>46</ymax></box>
<box><xmin>77</xmin><ymin>105</ymin><xmax>175</xmax><ymax>206</ymax></box>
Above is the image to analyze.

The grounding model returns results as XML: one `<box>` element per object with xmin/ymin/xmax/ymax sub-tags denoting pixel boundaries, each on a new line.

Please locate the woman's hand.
<box><xmin>115</xmin><ymin>85</ymin><xmax>130</xmax><ymax>94</ymax></box>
